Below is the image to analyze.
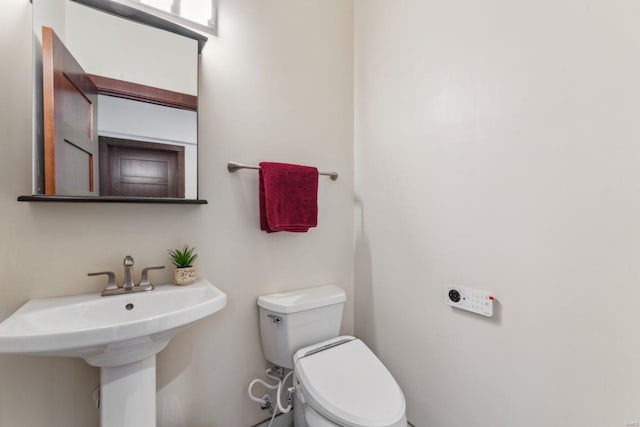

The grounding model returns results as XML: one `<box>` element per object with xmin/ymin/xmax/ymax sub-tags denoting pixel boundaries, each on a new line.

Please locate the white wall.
<box><xmin>0</xmin><ymin>1</ymin><xmax>354</xmax><ymax>426</ymax></box>
<box><xmin>32</xmin><ymin>0</ymin><xmax>65</xmax><ymax>43</ymax></box>
<box><xmin>98</xmin><ymin>95</ymin><xmax>198</xmax><ymax>199</ymax></box>
<box><xmin>65</xmin><ymin>0</ymin><xmax>199</xmax><ymax>95</ymax></box>
<box><xmin>355</xmin><ymin>1</ymin><xmax>640</xmax><ymax>426</ymax></box>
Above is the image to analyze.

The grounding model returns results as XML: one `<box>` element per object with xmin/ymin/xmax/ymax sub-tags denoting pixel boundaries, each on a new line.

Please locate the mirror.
<box><xmin>32</xmin><ymin>0</ymin><xmax>202</xmax><ymax>200</ymax></box>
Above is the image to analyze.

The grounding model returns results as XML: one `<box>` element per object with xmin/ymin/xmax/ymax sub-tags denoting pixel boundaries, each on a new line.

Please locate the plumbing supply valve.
<box><xmin>260</xmin><ymin>394</ymin><xmax>274</xmax><ymax>413</ymax></box>
<box><xmin>268</xmin><ymin>366</ymin><xmax>285</xmax><ymax>379</ymax></box>
<box><xmin>287</xmin><ymin>386</ymin><xmax>296</xmax><ymax>406</ymax></box>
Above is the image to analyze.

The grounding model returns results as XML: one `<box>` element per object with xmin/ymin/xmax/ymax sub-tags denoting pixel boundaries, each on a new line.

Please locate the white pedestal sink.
<box><xmin>0</xmin><ymin>279</ymin><xmax>227</xmax><ymax>427</ymax></box>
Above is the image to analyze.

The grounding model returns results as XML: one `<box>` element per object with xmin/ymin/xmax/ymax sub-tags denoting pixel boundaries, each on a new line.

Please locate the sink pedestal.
<box><xmin>100</xmin><ymin>356</ymin><xmax>156</xmax><ymax>427</ymax></box>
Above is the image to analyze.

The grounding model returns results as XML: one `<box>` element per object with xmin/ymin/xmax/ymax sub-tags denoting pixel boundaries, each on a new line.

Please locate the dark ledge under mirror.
<box><xmin>18</xmin><ymin>195</ymin><xmax>208</xmax><ymax>204</ymax></box>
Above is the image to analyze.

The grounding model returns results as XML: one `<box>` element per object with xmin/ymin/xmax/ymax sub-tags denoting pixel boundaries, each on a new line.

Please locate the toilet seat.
<box><xmin>294</xmin><ymin>337</ymin><xmax>406</xmax><ymax>427</ymax></box>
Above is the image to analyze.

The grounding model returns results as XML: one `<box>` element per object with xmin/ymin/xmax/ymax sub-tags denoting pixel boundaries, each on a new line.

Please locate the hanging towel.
<box><xmin>259</xmin><ymin>162</ymin><xmax>319</xmax><ymax>233</ymax></box>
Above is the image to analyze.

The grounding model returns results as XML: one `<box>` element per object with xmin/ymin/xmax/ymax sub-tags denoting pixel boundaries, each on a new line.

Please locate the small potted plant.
<box><xmin>169</xmin><ymin>245</ymin><xmax>198</xmax><ymax>286</ymax></box>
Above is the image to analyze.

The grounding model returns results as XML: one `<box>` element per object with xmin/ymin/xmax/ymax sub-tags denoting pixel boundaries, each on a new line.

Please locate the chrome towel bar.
<box><xmin>227</xmin><ymin>161</ymin><xmax>338</xmax><ymax>181</ymax></box>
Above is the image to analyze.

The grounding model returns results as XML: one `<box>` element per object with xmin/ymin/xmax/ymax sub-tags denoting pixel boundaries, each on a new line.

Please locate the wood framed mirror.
<box><xmin>26</xmin><ymin>0</ymin><xmax>208</xmax><ymax>203</ymax></box>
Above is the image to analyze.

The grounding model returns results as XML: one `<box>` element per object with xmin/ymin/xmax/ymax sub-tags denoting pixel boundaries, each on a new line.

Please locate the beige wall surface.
<box><xmin>354</xmin><ymin>1</ymin><xmax>640</xmax><ymax>426</ymax></box>
<box><xmin>32</xmin><ymin>0</ymin><xmax>65</xmax><ymax>43</ymax></box>
<box><xmin>0</xmin><ymin>0</ymin><xmax>354</xmax><ymax>426</ymax></box>
<box><xmin>65</xmin><ymin>0</ymin><xmax>199</xmax><ymax>95</ymax></box>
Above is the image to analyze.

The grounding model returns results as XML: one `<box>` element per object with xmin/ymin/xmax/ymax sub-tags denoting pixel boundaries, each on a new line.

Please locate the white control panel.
<box><xmin>445</xmin><ymin>286</ymin><xmax>494</xmax><ymax>317</ymax></box>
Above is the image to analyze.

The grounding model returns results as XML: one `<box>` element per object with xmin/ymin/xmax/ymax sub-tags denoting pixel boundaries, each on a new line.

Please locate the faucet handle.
<box><xmin>138</xmin><ymin>266</ymin><xmax>165</xmax><ymax>288</ymax></box>
<box><xmin>88</xmin><ymin>271</ymin><xmax>117</xmax><ymax>290</ymax></box>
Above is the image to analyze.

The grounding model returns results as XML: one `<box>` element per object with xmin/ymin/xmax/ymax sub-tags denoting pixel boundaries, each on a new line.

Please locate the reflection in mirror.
<box><xmin>32</xmin><ymin>0</ymin><xmax>200</xmax><ymax>199</ymax></box>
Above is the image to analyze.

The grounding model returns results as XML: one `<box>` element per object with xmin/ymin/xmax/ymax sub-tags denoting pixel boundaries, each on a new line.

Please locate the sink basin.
<box><xmin>0</xmin><ymin>278</ymin><xmax>227</xmax><ymax>427</ymax></box>
<box><xmin>0</xmin><ymin>278</ymin><xmax>226</xmax><ymax>367</ymax></box>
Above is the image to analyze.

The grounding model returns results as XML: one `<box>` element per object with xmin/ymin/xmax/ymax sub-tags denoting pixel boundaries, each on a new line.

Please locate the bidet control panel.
<box><xmin>445</xmin><ymin>286</ymin><xmax>494</xmax><ymax>317</ymax></box>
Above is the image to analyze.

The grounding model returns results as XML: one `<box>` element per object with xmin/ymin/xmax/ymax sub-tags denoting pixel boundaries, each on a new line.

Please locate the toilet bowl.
<box><xmin>293</xmin><ymin>337</ymin><xmax>407</xmax><ymax>427</ymax></box>
<box><xmin>257</xmin><ymin>286</ymin><xmax>407</xmax><ymax>427</ymax></box>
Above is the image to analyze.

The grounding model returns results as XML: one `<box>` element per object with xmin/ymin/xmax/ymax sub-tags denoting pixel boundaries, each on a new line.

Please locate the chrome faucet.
<box><xmin>123</xmin><ymin>255</ymin><xmax>135</xmax><ymax>291</ymax></box>
<box><xmin>89</xmin><ymin>256</ymin><xmax>165</xmax><ymax>297</ymax></box>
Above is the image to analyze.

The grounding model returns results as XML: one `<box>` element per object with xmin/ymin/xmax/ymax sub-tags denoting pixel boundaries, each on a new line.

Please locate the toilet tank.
<box><xmin>257</xmin><ymin>285</ymin><xmax>346</xmax><ymax>369</ymax></box>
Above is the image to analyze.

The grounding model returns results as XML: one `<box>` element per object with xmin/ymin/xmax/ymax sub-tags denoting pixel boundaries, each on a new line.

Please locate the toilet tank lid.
<box><xmin>257</xmin><ymin>285</ymin><xmax>346</xmax><ymax>314</ymax></box>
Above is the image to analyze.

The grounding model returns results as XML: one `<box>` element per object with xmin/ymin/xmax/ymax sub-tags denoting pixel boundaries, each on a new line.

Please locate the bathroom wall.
<box><xmin>65</xmin><ymin>0</ymin><xmax>199</xmax><ymax>95</ymax></box>
<box><xmin>354</xmin><ymin>1</ymin><xmax>640</xmax><ymax>426</ymax></box>
<box><xmin>0</xmin><ymin>1</ymin><xmax>354</xmax><ymax>426</ymax></box>
<box><xmin>33</xmin><ymin>0</ymin><xmax>65</xmax><ymax>43</ymax></box>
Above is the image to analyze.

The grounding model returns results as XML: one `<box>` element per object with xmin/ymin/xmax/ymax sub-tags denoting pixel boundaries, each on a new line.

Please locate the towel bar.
<box><xmin>227</xmin><ymin>161</ymin><xmax>338</xmax><ymax>181</ymax></box>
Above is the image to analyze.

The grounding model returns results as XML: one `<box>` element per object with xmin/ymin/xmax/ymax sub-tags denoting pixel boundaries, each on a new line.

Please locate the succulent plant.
<box><xmin>168</xmin><ymin>246</ymin><xmax>198</xmax><ymax>268</ymax></box>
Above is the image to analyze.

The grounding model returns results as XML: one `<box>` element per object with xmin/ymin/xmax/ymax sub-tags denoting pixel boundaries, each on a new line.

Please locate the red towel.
<box><xmin>259</xmin><ymin>162</ymin><xmax>319</xmax><ymax>233</ymax></box>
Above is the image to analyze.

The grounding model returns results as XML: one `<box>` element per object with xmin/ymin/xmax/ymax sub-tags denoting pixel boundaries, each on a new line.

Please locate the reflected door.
<box><xmin>99</xmin><ymin>137</ymin><xmax>185</xmax><ymax>198</ymax></box>
<box><xmin>42</xmin><ymin>26</ymin><xmax>99</xmax><ymax>196</ymax></box>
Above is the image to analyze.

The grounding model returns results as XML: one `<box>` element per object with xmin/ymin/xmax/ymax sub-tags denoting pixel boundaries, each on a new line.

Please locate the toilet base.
<box><xmin>294</xmin><ymin>387</ymin><xmax>340</xmax><ymax>427</ymax></box>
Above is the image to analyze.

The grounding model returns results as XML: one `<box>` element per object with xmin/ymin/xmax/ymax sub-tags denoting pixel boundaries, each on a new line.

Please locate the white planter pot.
<box><xmin>174</xmin><ymin>267</ymin><xmax>197</xmax><ymax>285</ymax></box>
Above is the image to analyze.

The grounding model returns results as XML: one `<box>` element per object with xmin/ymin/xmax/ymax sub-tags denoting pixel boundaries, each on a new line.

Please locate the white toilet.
<box><xmin>258</xmin><ymin>285</ymin><xmax>407</xmax><ymax>427</ymax></box>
